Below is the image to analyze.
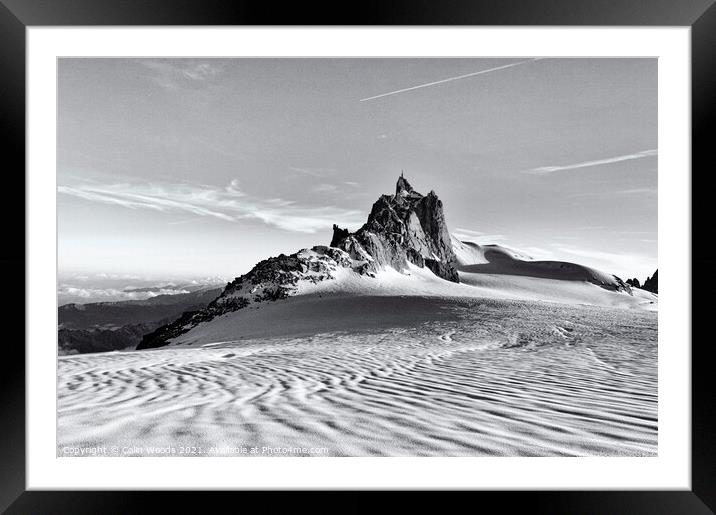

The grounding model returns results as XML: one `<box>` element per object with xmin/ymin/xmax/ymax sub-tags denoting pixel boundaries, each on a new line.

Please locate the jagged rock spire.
<box><xmin>334</xmin><ymin>174</ymin><xmax>459</xmax><ymax>283</ymax></box>
<box><xmin>642</xmin><ymin>270</ymin><xmax>658</xmax><ymax>293</ymax></box>
<box><xmin>395</xmin><ymin>172</ymin><xmax>415</xmax><ymax>197</ymax></box>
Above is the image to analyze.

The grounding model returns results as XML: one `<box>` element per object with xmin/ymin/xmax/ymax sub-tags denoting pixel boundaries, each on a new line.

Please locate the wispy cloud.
<box><xmin>453</xmin><ymin>227</ymin><xmax>507</xmax><ymax>243</ymax></box>
<box><xmin>312</xmin><ymin>182</ymin><xmax>361</xmax><ymax>192</ymax></box>
<box><xmin>58</xmin><ymin>285</ymin><xmax>191</xmax><ymax>303</ymax></box>
<box><xmin>57</xmin><ymin>274</ymin><xmax>227</xmax><ymax>304</ymax></box>
<box><xmin>553</xmin><ymin>245</ymin><xmax>657</xmax><ymax>278</ymax></box>
<box><xmin>522</xmin><ymin>246</ymin><xmax>554</xmax><ymax>260</ymax></box>
<box><xmin>567</xmin><ymin>186</ymin><xmax>657</xmax><ymax>200</ymax></box>
<box><xmin>312</xmin><ymin>183</ymin><xmax>338</xmax><ymax>193</ymax></box>
<box><xmin>615</xmin><ymin>187</ymin><xmax>657</xmax><ymax>195</ymax></box>
<box><xmin>453</xmin><ymin>228</ymin><xmax>486</xmax><ymax>238</ymax></box>
<box><xmin>140</xmin><ymin>60</ymin><xmax>223</xmax><ymax>90</ymax></box>
<box><xmin>526</xmin><ymin>149</ymin><xmax>657</xmax><ymax>175</ymax></box>
<box><xmin>555</xmin><ymin>246</ymin><xmax>635</xmax><ymax>263</ymax></box>
<box><xmin>360</xmin><ymin>58</ymin><xmax>543</xmax><ymax>102</ymax></box>
<box><xmin>288</xmin><ymin>166</ymin><xmax>335</xmax><ymax>178</ymax></box>
<box><xmin>573</xmin><ymin>225</ymin><xmax>608</xmax><ymax>231</ymax></box>
<box><xmin>58</xmin><ymin>178</ymin><xmax>364</xmax><ymax>233</ymax></box>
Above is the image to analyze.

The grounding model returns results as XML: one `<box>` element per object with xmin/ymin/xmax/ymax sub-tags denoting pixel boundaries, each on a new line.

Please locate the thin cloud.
<box><xmin>140</xmin><ymin>60</ymin><xmax>223</xmax><ymax>90</ymax></box>
<box><xmin>313</xmin><ymin>183</ymin><xmax>338</xmax><ymax>193</ymax></box>
<box><xmin>615</xmin><ymin>187</ymin><xmax>657</xmax><ymax>195</ymax></box>
<box><xmin>360</xmin><ymin>58</ymin><xmax>543</xmax><ymax>102</ymax></box>
<box><xmin>555</xmin><ymin>246</ymin><xmax>639</xmax><ymax>263</ymax></box>
<box><xmin>526</xmin><ymin>149</ymin><xmax>657</xmax><ymax>175</ymax></box>
<box><xmin>288</xmin><ymin>166</ymin><xmax>335</xmax><ymax>177</ymax></box>
<box><xmin>453</xmin><ymin>228</ymin><xmax>507</xmax><ymax>243</ymax></box>
<box><xmin>522</xmin><ymin>246</ymin><xmax>553</xmax><ymax>260</ymax></box>
<box><xmin>59</xmin><ymin>179</ymin><xmax>364</xmax><ymax>233</ymax></box>
<box><xmin>553</xmin><ymin>245</ymin><xmax>657</xmax><ymax>278</ymax></box>
<box><xmin>166</xmin><ymin>218</ymin><xmax>204</xmax><ymax>226</ymax></box>
<box><xmin>573</xmin><ymin>225</ymin><xmax>608</xmax><ymax>231</ymax></box>
<box><xmin>58</xmin><ymin>286</ymin><xmax>190</xmax><ymax>302</ymax></box>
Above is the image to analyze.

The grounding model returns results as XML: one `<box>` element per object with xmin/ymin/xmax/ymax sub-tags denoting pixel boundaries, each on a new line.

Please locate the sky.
<box><xmin>58</xmin><ymin>58</ymin><xmax>657</xmax><ymax>284</ymax></box>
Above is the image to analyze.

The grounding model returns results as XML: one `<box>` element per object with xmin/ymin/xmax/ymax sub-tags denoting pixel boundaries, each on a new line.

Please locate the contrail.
<box><xmin>359</xmin><ymin>58</ymin><xmax>544</xmax><ymax>102</ymax></box>
<box><xmin>526</xmin><ymin>149</ymin><xmax>658</xmax><ymax>175</ymax></box>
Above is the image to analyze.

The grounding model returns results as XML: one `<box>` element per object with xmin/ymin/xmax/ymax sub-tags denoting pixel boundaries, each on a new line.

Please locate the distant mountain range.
<box><xmin>58</xmin><ymin>287</ymin><xmax>222</xmax><ymax>354</ymax></box>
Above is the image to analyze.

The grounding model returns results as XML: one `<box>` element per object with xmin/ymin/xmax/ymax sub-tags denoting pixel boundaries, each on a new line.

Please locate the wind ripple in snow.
<box><xmin>57</xmin><ymin>298</ymin><xmax>657</xmax><ymax>457</ymax></box>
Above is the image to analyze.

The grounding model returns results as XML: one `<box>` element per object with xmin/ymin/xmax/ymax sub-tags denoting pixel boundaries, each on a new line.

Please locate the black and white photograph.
<box><xmin>57</xmin><ymin>57</ymin><xmax>658</xmax><ymax>458</ymax></box>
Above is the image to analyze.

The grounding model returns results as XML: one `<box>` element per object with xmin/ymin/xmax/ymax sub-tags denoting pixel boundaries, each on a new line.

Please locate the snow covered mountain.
<box><xmin>137</xmin><ymin>175</ymin><xmax>654</xmax><ymax>350</ymax></box>
<box><xmin>330</xmin><ymin>172</ymin><xmax>459</xmax><ymax>282</ymax></box>
<box><xmin>452</xmin><ymin>238</ymin><xmax>632</xmax><ymax>292</ymax></box>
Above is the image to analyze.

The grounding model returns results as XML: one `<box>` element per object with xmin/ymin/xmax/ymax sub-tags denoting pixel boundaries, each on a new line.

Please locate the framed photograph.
<box><xmin>4</xmin><ymin>0</ymin><xmax>713</xmax><ymax>512</ymax></box>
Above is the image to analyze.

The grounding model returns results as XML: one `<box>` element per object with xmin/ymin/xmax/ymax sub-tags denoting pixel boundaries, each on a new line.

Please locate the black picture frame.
<box><xmin>2</xmin><ymin>1</ymin><xmax>712</xmax><ymax>512</ymax></box>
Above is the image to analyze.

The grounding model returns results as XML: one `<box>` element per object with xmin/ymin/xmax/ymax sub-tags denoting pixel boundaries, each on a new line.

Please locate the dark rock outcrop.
<box><xmin>642</xmin><ymin>270</ymin><xmax>658</xmax><ymax>293</ymax></box>
<box><xmin>626</xmin><ymin>278</ymin><xmax>641</xmax><ymax>288</ymax></box>
<box><xmin>331</xmin><ymin>173</ymin><xmax>459</xmax><ymax>282</ymax></box>
<box><xmin>330</xmin><ymin>225</ymin><xmax>350</xmax><ymax>247</ymax></box>
<box><xmin>137</xmin><ymin>246</ymin><xmax>357</xmax><ymax>349</ymax></box>
<box><xmin>138</xmin><ymin>175</ymin><xmax>460</xmax><ymax>350</ymax></box>
<box><xmin>625</xmin><ymin>270</ymin><xmax>657</xmax><ymax>293</ymax></box>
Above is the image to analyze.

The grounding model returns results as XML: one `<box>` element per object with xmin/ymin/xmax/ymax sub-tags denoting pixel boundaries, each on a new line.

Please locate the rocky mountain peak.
<box><xmin>626</xmin><ymin>270</ymin><xmax>657</xmax><ymax>293</ymax></box>
<box><xmin>138</xmin><ymin>174</ymin><xmax>460</xmax><ymax>349</ymax></box>
<box><xmin>642</xmin><ymin>269</ymin><xmax>658</xmax><ymax>293</ymax></box>
<box><xmin>395</xmin><ymin>171</ymin><xmax>415</xmax><ymax>197</ymax></box>
<box><xmin>332</xmin><ymin>174</ymin><xmax>459</xmax><ymax>282</ymax></box>
<box><xmin>626</xmin><ymin>278</ymin><xmax>641</xmax><ymax>288</ymax></box>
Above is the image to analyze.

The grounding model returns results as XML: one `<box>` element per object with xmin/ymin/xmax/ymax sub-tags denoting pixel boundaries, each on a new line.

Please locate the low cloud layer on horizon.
<box><xmin>57</xmin><ymin>273</ymin><xmax>227</xmax><ymax>305</ymax></box>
